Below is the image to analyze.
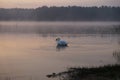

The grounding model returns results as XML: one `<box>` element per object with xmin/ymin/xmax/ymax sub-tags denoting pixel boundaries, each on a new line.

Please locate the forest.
<box><xmin>0</xmin><ymin>6</ymin><xmax>120</xmax><ymax>21</ymax></box>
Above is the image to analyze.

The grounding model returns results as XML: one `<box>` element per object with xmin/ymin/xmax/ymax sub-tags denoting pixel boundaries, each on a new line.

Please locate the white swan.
<box><xmin>56</xmin><ymin>38</ymin><xmax>68</xmax><ymax>46</ymax></box>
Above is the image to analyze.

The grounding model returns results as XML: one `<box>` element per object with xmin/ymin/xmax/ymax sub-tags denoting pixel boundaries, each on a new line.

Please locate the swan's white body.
<box><xmin>56</xmin><ymin>38</ymin><xmax>68</xmax><ymax>46</ymax></box>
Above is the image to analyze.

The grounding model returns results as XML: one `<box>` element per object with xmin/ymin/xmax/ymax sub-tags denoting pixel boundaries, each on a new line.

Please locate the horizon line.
<box><xmin>0</xmin><ymin>5</ymin><xmax>120</xmax><ymax>9</ymax></box>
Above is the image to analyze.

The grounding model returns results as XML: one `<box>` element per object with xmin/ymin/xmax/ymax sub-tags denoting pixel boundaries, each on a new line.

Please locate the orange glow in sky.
<box><xmin>0</xmin><ymin>0</ymin><xmax>120</xmax><ymax>8</ymax></box>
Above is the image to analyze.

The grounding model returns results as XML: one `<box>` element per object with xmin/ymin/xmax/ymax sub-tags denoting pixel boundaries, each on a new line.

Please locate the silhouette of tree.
<box><xmin>0</xmin><ymin>6</ymin><xmax>120</xmax><ymax>21</ymax></box>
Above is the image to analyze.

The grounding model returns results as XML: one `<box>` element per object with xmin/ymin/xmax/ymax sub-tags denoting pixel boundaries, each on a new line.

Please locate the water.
<box><xmin>0</xmin><ymin>21</ymin><xmax>120</xmax><ymax>80</ymax></box>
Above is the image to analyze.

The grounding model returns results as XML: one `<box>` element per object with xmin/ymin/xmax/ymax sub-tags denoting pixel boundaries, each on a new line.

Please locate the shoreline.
<box><xmin>47</xmin><ymin>64</ymin><xmax>120</xmax><ymax>80</ymax></box>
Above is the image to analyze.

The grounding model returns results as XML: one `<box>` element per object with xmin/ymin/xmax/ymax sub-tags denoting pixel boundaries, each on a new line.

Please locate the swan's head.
<box><xmin>56</xmin><ymin>38</ymin><xmax>61</xmax><ymax>41</ymax></box>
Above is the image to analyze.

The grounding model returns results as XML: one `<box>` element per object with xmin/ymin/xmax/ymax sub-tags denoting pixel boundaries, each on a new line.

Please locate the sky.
<box><xmin>0</xmin><ymin>0</ymin><xmax>120</xmax><ymax>8</ymax></box>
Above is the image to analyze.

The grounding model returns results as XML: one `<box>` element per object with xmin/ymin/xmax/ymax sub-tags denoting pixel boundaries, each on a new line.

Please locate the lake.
<box><xmin>0</xmin><ymin>21</ymin><xmax>120</xmax><ymax>80</ymax></box>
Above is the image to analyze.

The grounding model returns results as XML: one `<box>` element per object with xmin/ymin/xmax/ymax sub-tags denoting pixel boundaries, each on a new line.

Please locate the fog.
<box><xmin>0</xmin><ymin>22</ymin><xmax>120</xmax><ymax>35</ymax></box>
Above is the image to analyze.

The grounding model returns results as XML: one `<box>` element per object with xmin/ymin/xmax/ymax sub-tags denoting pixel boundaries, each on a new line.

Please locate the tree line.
<box><xmin>0</xmin><ymin>6</ymin><xmax>120</xmax><ymax>21</ymax></box>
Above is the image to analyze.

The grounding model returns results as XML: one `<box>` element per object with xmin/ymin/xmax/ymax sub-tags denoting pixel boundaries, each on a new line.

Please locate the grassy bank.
<box><xmin>47</xmin><ymin>64</ymin><xmax>120</xmax><ymax>80</ymax></box>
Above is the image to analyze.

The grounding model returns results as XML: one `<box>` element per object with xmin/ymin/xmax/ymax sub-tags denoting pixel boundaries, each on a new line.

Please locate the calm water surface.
<box><xmin>0</xmin><ymin>21</ymin><xmax>120</xmax><ymax>80</ymax></box>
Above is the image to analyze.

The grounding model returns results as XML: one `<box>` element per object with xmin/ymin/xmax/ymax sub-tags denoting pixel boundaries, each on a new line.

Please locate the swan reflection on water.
<box><xmin>56</xmin><ymin>45</ymin><xmax>68</xmax><ymax>51</ymax></box>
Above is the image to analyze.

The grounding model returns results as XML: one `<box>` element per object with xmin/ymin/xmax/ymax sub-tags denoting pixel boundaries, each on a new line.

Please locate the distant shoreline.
<box><xmin>0</xmin><ymin>19</ymin><xmax>120</xmax><ymax>21</ymax></box>
<box><xmin>0</xmin><ymin>6</ymin><xmax>120</xmax><ymax>21</ymax></box>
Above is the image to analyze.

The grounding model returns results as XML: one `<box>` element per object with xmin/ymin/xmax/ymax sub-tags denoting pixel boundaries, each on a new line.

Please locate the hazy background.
<box><xmin>0</xmin><ymin>0</ymin><xmax>120</xmax><ymax>80</ymax></box>
<box><xmin>0</xmin><ymin>0</ymin><xmax>120</xmax><ymax>8</ymax></box>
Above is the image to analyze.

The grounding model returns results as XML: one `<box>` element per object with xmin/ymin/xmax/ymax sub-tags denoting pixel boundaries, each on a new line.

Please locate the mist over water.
<box><xmin>0</xmin><ymin>21</ymin><xmax>120</xmax><ymax>35</ymax></box>
<box><xmin>0</xmin><ymin>21</ymin><xmax>120</xmax><ymax>80</ymax></box>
